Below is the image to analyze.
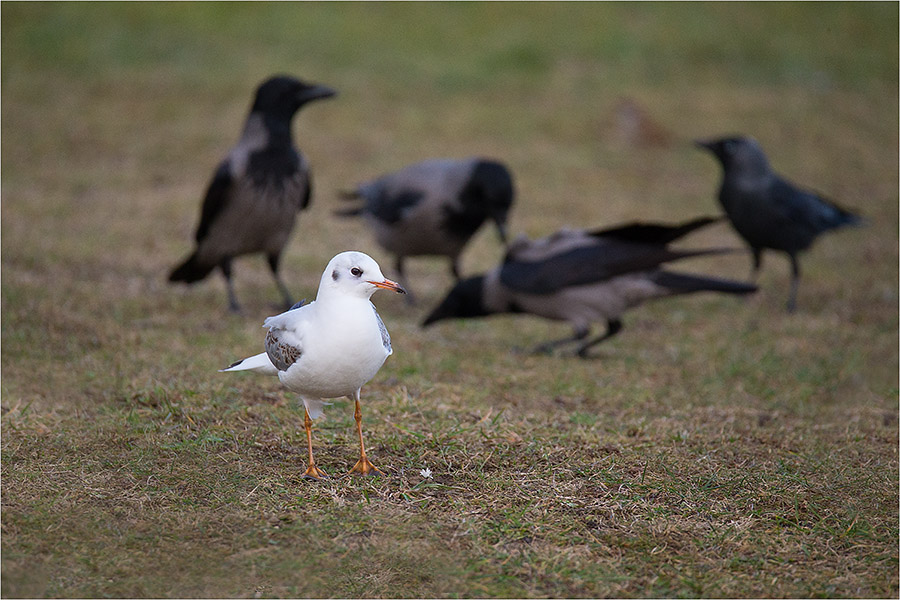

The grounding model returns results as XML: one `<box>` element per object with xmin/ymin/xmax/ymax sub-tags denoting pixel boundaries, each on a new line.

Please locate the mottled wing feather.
<box><xmin>265</xmin><ymin>329</ymin><xmax>302</xmax><ymax>371</ymax></box>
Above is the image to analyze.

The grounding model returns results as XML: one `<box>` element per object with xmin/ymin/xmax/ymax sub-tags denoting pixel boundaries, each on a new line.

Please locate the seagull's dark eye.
<box><xmin>350</xmin><ymin>267</ymin><xmax>363</xmax><ymax>277</ymax></box>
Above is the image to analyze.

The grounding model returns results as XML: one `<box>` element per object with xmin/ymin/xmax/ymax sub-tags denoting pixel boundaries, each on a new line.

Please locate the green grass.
<box><xmin>2</xmin><ymin>2</ymin><xmax>898</xmax><ymax>598</ymax></box>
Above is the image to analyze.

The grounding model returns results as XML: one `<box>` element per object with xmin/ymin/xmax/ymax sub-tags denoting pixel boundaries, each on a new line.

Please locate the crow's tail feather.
<box><xmin>333</xmin><ymin>206</ymin><xmax>365</xmax><ymax>217</ymax></box>
<box><xmin>653</xmin><ymin>270</ymin><xmax>757</xmax><ymax>295</ymax></box>
<box><xmin>333</xmin><ymin>188</ymin><xmax>365</xmax><ymax>218</ymax></box>
<box><xmin>338</xmin><ymin>188</ymin><xmax>363</xmax><ymax>201</ymax></box>
<box><xmin>589</xmin><ymin>215</ymin><xmax>724</xmax><ymax>245</ymax></box>
<box><xmin>169</xmin><ymin>252</ymin><xmax>216</xmax><ymax>284</ymax></box>
<box><xmin>813</xmin><ymin>193</ymin><xmax>865</xmax><ymax>232</ymax></box>
<box><xmin>829</xmin><ymin>204</ymin><xmax>864</xmax><ymax>229</ymax></box>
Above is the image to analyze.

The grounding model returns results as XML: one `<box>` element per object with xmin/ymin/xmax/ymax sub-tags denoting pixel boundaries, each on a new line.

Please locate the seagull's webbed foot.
<box><xmin>348</xmin><ymin>456</ymin><xmax>383</xmax><ymax>477</ymax></box>
<box><xmin>302</xmin><ymin>464</ymin><xmax>329</xmax><ymax>481</ymax></box>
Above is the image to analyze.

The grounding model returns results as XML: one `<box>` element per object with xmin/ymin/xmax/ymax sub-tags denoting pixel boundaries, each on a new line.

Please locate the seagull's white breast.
<box><xmin>276</xmin><ymin>297</ymin><xmax>391</xmax><ymax>399</ymax></box>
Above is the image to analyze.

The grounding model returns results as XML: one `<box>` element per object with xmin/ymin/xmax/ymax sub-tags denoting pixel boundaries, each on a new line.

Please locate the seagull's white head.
<box><xmin>318</xmin><ymin>251</ymin><xmax>406</xmax><ymax>300</ymax></box>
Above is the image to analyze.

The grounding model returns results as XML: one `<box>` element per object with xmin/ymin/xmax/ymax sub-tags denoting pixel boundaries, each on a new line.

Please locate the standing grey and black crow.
<box><xmin>695</xmin><ymin>136</ymin><xmax>862</xmax><ymax>312</ymax></box>
<box><xmin>169</xmin><ymin>75</ymin><xmax>336</xmax><ymax>312</ymax></box>
<box><xmin>422</xmin><ymin>217</ymin><xmax>757</xmax><ymax>358</ymax></box>
<box><xmin>336</xmin><ymin>157</ymin><xmax>515</xmax><ymax>300</ymax></box>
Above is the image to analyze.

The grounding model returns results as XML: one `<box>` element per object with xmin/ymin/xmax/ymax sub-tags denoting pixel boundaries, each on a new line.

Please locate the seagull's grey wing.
<box><xmin>194</xmin><ymin>161</ymin><xmax>234</xmax><ymax>242</ymax></box>
<box><xmin>265</xmin><ymin>328</ymin><xmax>302</xmax><ymax>372</ymax></box>
<box><xmin>373</xmin><ymin>306</ymin><xmax>392</xmax><ymax>353</ymax></box>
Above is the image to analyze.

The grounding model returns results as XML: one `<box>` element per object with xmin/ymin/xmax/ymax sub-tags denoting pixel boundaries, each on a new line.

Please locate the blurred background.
<box><xmin>3</xmin><ymin>3</ymin><xmax>896</xmax><ymax>313</ymax></box>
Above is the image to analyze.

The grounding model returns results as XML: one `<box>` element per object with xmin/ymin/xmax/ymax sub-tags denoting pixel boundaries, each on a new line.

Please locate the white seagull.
<box><xmin>221</xmin><ymin>251</ymin><xmax>406</xmax><ymax>479</ymax></box>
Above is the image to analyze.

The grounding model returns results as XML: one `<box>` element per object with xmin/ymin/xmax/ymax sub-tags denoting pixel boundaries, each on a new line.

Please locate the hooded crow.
<box><xmin>695</xmin><ymin>135</ymin><xmax>862</xmax><ymax>312</ymax></box>
<box><xmin>169</xmin><ymin>75</ymin><xmax>336</xmax><ymax>312</ymax></box>
<box><xmin>336</xmin><ymin>157</ymin><xmax>515</xmax><ymax>300</ymax></box>
<box><xmin>422</xmin><ymin>216</ymin><xmax>757</xmax><ymax>358</ymax></box>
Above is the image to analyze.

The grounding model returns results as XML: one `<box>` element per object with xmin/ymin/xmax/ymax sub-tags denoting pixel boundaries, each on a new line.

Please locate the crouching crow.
<box><xmin>423</xmin><ymin>216</ymin><xmax>756</xmax><ymax>358</ymax></box>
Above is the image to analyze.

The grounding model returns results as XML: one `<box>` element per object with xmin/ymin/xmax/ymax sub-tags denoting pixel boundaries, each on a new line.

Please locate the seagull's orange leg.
<box><xmin>348</xmin><ymin>395</ymin><xmax>382</xmax><ymax>476</ymax></box>
<box><xmin>302</xmin><ymin>407</ymin><xmax>328</xmax><ymax>480</ymax></box>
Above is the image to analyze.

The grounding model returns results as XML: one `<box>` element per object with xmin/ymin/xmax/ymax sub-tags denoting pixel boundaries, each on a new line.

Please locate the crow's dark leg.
<box><xmin>395</xmin><ymin>256</ymin><xmax>416</xmax><ymax>305</ymax></box>
<box><xmin>751</xmin><ymin>247</ymin><xmax>763</xmax><ymax>280</ymax></box>
<box><xmin>220</xmin><ymin>258</ymin><xmax>241</xmax><ymax>313</ymax></box>
<box><xmin>786</xmin><ymin>254</ymin><xmax>800</xmax><ymax>313</ymax></box>
<box><xmin>531</xmin><ymin>325</ymin><xmax>590</xmax><ymax>355</ymax></box>
<box><xmin>268</xmin><ymin>253</ymin><xmax>294</xmax><ymax>310</ymax></box>
<box><xmin>450</xmin><ymin>257</ymin><xmax>461</xmax><ymax>281</ymax></box>
<box><xmin>576</xmin><ymin>319</ymin><xmax>623</xmax><ymax>359</ymax></box>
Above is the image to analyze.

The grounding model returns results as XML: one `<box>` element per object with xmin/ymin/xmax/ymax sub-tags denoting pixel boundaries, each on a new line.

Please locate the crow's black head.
<box><xmin>252</xmin><ymin>75</ymin><xmax>337</xmax><ymax>120</ymax></box>
<box><xmin>694</xmin><ymin>136</ymin><xmax>770</xmax><ymax>174</ymax></box>
<box><xmin>452</xmin><ymin>160</ymin><xmax>515</xmax><ymax>244</ymax></box>
<box><xmin>421</xmin><ymin>275</ymin><xmax>491</xmax><ymax>327</ymax></box>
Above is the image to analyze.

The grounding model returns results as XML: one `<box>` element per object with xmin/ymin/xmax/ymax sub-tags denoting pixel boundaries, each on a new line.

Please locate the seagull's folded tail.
<box><xmin>220</xmin><ymin>352</ymin><xmax>278</xmax><ymax>375</ymax></box>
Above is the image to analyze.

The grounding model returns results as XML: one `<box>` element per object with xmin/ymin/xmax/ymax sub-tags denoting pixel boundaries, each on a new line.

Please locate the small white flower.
<box><xmin>420</xmin><ymin>467</ymin><xmax>432</xmax><ymax>479</ymax></box>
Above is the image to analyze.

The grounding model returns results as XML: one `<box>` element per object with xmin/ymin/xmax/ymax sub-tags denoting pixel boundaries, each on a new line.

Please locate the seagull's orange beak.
<box><xmin>368</xmin><ymin>278</ymin><xmax>407</xmax><ymax>294</ymax></box>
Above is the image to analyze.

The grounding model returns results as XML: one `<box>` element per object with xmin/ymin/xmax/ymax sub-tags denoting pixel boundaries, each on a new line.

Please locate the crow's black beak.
<box><xmin>299</xmin><ymin>84</ymin><xmax>337</xmax><ymax>104</ymax></box>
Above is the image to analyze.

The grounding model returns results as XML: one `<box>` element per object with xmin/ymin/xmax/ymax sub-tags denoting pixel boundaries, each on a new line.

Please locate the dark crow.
<box><xmin>695</xmin><ymin>135</ymin><xmax>862</xmax><ymax>312</ymax></box>
<box><xmin>422</xmin><ymin>216</ymin><xmax>757</xmax><ymax>358</ymax></box>
<box><xmin>169</xmin><ymin>75</ymin><xmax>336</xmax><ymax>312</ymax></box>
<box><xmin>336</xmin><ymin>157</ymin><xmax>515</xmax><ymax>300</ymax></box>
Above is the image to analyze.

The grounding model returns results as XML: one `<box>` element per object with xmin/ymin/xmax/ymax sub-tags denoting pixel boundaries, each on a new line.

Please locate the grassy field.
<box><xmin>2</xmin><ymin>3</ymin><xmax>898</xmax><ymax>597</ymax></box>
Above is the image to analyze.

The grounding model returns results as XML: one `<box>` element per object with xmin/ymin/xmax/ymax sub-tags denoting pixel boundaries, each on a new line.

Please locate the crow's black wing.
<box><xmin>587</xmin><ymin>215</ymin><xmax>721</xmax><ymax>245</ymax></box>
<box><xmin>300</xmin><ymin>169</ymin><xmax>312</xmax><ymax>211</ymax></box>
<box><xmin>771</xmin><ymin>177</ymin><xmax>860</xmax><ymax>234</ymax></box>
<box><xmin>367</xmin><ymin>188</ymin><xmax>425</xmax><ymax>224</ymax></box>
<box><xmin>500</xmin><ymin>238</ymin><xmax>719</xmax><ymax>295</ymax></box>
<box><xmin>194</xmin><ymin>161</ymin><xmax>233</xmax><ymax>243</ymax></box>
